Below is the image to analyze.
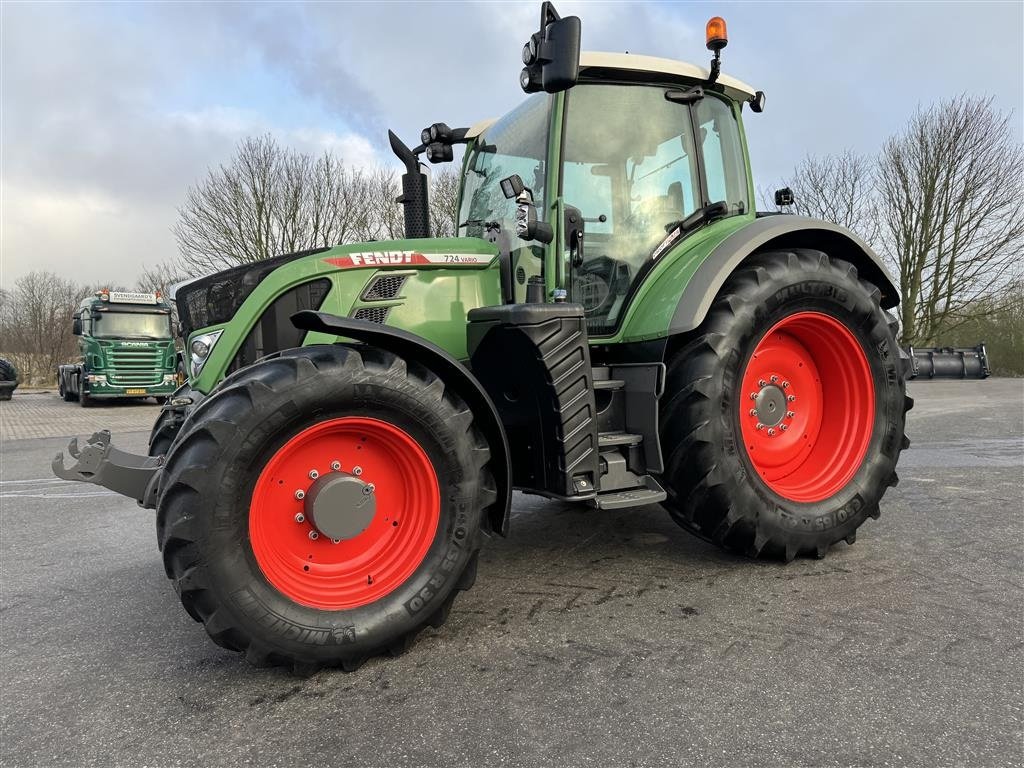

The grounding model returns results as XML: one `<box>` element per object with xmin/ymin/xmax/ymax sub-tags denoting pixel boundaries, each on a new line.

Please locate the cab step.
<box><xmin>592</xmin><ymin>475</ymin><xmax>667</xmax><ymax>510</ymax></box>
<box><xmin>593</xmin><ymin>378</ymin><xmax>625</xmax><ymax>391</ymax></box>
<box><xmin>598</xmin><ymin>431</ymin><xmax>643</xmax><ymax>448</ymax></box>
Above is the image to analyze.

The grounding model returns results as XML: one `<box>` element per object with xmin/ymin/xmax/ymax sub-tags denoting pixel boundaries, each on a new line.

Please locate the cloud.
<box><xmin>1</xmin><ymin>0</ymin><xmax>1021</xmax><ymax>289</ymax></box>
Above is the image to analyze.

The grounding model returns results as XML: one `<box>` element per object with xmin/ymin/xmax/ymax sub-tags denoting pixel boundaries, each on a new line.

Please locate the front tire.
<box><xmin>659</xmin><ymin>249</ymin><xmax>911</xmax><ymax>560</ymax></box>
<box><xmin>148</xmin><ymin>384</ymin><xmax>192</xmax><ymax>456</ymax></box>
<box><xmin>156</xmin><ymin>344</ymin><xmax>493</xmax><ymax>671</ymax></box>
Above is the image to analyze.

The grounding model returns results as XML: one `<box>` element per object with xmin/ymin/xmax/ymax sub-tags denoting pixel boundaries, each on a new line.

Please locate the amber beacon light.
<box><xmin>706</xmin><ymin>16</ymin><xmax>728</xmax><ymax>51</ymax></box>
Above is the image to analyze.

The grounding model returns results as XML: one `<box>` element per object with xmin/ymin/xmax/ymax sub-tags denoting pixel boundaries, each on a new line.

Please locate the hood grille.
<box><xmin>360</xmin><ymin>273</ymin><xmax>410</xmax><ymax>301</ymax></box>
<box><xmin>352</xmin><ymin>306</ymin><xmax>391</xmax><ymax>325</ymax></box>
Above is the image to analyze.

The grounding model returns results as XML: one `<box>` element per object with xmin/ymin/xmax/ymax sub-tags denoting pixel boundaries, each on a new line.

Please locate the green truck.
<box><xmin>55</xmin><ymin>4</ymin><xmax>911</xmax><ymax>672</ymax></box>
<box><xmin>57</xmin><ymin>290</ymin><xmax>179</xmax><ymax>406</ymax></box>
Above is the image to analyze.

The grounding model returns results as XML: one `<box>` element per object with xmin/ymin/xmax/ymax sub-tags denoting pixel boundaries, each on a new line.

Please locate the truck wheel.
<box><xmin>659</xmin><ymin>249</ymin><xmax>911</xmax><ymax>561</ymax></box>
<box><xmin>0</xmin><ymin>358</ymin><xmax>17</xmax><ymax>382</ymax></box>
<box><xmin>156</xmin><ymin>344</ymin><xmax>493</xmax><ymax>672</ymax></box>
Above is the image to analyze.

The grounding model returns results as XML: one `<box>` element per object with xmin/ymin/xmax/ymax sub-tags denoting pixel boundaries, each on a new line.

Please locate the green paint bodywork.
<box><xmin>187</xmin><ymin>74</ymin><xmax>771</xmax><ymax>391</ymax></box>
<box><xmin>190</xmin><ymin>237</ymin><xmax>502</xmax><ymax>394</ymax></box>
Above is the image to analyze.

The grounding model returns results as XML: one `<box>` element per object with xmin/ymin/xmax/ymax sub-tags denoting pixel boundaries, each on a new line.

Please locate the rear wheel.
<box><xmin>659</xmin><ymin>249</ymin><xmax>911</xmax><ymax>560</ymax></box>
<box><xmin>156</xmin><ymin>344</ymin><xmax>493</xmax><ymax>671</ymax></box>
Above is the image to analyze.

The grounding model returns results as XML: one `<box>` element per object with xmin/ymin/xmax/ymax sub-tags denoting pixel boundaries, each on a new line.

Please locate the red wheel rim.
<box><xmin>739</xmin><ymin>311</ymin><xmax>875</xmax><ymax>503</ymax></box>
<box><xmin>249</xmin><ymin>417</ymin><xmax>440</xmax><ymax>610</ymax></box>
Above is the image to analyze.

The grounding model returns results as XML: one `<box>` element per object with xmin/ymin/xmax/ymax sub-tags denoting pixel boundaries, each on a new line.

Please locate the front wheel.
<box><xmin>659</xmin><ymin>249</ymin><xmax>911</xmax><ymax>560</ymax></box>
<box><xmin>156</xmin><ymin>344</ymin><xmax>494</xmax><ymax>672</ymax></box>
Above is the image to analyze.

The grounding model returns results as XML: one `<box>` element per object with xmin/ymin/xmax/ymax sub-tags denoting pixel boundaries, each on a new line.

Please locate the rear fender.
<box><xmin>671</xmin><ymin>216</ymin><xmax>899</xmax><ymax>334</ymax></box>
<box><xmin>291</xmin><ymin>310</ymin><xmax>512</xmax><ymax>536</ymax></box>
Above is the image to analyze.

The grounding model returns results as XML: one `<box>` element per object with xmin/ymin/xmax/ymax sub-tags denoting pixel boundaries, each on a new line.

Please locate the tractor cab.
<box><xmin>456</xmin><ymin>53</ymin><xmax>758</xmax><ymax>333</ymax></box>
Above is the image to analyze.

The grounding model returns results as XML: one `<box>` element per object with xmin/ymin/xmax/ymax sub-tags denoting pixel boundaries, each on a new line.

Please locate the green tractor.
<box><xmin>54</xmin><ymin>4</ymin><xmax>911</xmax><ymax>672</ymax></box>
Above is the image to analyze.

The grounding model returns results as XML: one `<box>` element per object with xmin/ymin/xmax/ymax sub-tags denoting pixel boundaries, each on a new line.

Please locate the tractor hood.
<box><xmin>175</xmin><ymin>238</ymin><xmax>499</xmax><ymax>340</ymax></box>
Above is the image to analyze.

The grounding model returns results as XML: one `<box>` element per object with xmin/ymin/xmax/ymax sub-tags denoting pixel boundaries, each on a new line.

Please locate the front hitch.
<box><xmin>52</xmin><ymin>430</ymin><xmax>163</xmax><ymax>508</ymax></box>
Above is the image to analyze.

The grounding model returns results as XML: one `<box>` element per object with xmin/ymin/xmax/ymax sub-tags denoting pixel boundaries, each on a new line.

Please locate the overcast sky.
<box><xmin>2</xmin><ymin>1</ymin><xmax>1022</xmax><ymax>288</ymax></box>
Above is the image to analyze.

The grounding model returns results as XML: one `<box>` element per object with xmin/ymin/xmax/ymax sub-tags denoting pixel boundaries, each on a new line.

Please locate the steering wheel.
<box><xmin>573</xmin><ymin>255</ymin><xmax>630</xmax><ymax>317</ymax></box>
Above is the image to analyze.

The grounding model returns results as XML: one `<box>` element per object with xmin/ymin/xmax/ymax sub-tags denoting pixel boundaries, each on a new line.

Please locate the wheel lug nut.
<box><xmin>308</xmin><ymin>531</ymin><xmax>319</xmax><ymax>540</ymax></box>
<box><xmin>782</xmin><ymin>381</ymin><xmax>790</xmax><ymax>389</ymax></box>
<box><xmin>767</xmin><ymin>428</ymin><xmax>776</xmax><ymax>436</ymax></box>
<box><xmin>756</xmin><ymin>423</ymin><xmax>765</xmax><ymax>431</ymax></box>
<box><xmin>308</xmin><ymin>469</ymin><xmax>319</xmax><ymax>480</ymax></box>
<box><xmin>786</xmin><ymin>410</ymin><xmax>795</xmax><ymax>419</ymax></box>
<box><xmin>294</xmin><ymin>489</ymin><xmax>305</xmax><ymax>500</ymax></box>
<box><xmin>787</xmin><ymin>395</ymin><xmax>796</xmax><ymax>402</ymax></box>
<box><xmin>749</xmin><ymin>392</ymin><xmax>758</xmax><ymax>400</ymax></box>
<box><xmin>780</xmin><ymin>424</ymin><xmax>788</xmax><ymax>431</ymax></box>
<box><xmin>363</xmin><ymin>483</ymin><xmax>375</xmax><ymax>495</ymax></box>
<box><xmin>294</xmin><ymin>513</ymin><xmax>305</xmax><ymax>523</ymax></box>
<box><xmin>330</xmin><ymin>461</ymin><xmax>341</xmax><ymax>471</ymax></box>
<box><xmin>749</xmin><ymin>408</ymin><xmax>757</xmax><ymax>416</ymax></box>
<box><xmin>770</xmin><ymin>375</ymin><xmax>779</xmax><ymax>383</ymax></box>
<box><xmin>758</xmin><ymin>379</ymin><xmax>767</xmax><ymax>388</ymax></box>
<box><xmin>352</xmin><ymin>466</ymin><xmax>363</xmax><ymax>476</ymax></box>
<box><xmin>332</xmin><ymin>538</ymin><xmax>341</xmax><ymax>544</ymax></box>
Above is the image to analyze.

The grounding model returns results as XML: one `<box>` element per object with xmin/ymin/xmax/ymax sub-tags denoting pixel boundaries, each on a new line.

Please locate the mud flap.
<box><xmin>52</xmin><ymin>430</ymin><xmax>163</xmax><ymax>508</ymax></box>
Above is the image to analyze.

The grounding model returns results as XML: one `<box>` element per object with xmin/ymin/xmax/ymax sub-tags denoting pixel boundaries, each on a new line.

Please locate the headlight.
<box><xmin>188</xmin><ymin>330</ymin><xmax>223</xmax><ymax>379</ymax></box>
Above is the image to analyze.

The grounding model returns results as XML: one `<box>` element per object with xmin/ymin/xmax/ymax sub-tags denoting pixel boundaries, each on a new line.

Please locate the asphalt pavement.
<box><xmin>1</xmin><ymin>382</ymin><xmax>1022</xmax><ymax>767</ymax></box>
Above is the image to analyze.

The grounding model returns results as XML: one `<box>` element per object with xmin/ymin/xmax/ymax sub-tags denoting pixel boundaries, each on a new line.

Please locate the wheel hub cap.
<box><xmin>305</xmin><ymin>472</ymin><xmax>376</xmax><ymax>541</ymax></box>
<box><xmin>753</xmin><ymin>384</ymin><xmax>787</xmax><ymax>427</ymax></box>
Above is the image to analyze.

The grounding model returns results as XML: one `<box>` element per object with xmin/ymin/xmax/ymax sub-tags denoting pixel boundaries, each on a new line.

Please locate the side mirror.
<box><xmin>72</xmin><ymin>315</ymin><xmax>82</xmax><ymax>336</ymax></box>
<box><xmin>520</xmin><ymin>2</ymin><xmax>581</xmax><ymax>94</ymax></box>
<box><xmin>749</xmin><ymin>91</ymin><xmax>766</xmax><ymax>113</ymax></box>
<box><xmin>515</xmin><ymin>201</ymin><xmax>554</xmax><ymax>245</ymax></box>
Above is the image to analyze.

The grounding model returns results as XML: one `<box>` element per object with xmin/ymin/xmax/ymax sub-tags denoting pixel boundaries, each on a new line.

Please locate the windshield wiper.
<box><xmin>664</xmin><ymin>201</ymin><xmax>730</xmax><ymax>236</ymax></box>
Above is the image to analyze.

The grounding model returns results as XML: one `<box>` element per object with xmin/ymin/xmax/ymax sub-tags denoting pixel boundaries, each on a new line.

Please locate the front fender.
<box><xmin>291</xmin><ymin>310</ymin><xmax>512</xmax><ymax>536</ymax></box>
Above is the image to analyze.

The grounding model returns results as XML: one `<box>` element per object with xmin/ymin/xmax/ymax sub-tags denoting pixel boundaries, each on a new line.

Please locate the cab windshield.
<box><xmin>92</xmin><ymin>311</ymin><xmax>172</xmax><ymax>340</ymax></box>
<box><xmin>459</xmin><ymin>93</ymin><xmax>550</xmax><ymax>301</ymax></box>
<box><xmin>563</xmin><ymin>83</ymin><xmax>750</xmax><ymax>333</ymax></box>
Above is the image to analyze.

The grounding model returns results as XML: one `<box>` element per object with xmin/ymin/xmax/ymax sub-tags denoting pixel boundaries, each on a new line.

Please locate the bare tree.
<box><xmin>877</xmin><ymin>95</ymin><xmax>1024</xmax><ymax>345</ymax></box>
<box><xmin>429</xmin><ymin>167</ymin><xmax>460</xmax><ymax>239</ymax></box>
<box><xmin>136</xmin><ymin>261</ymin><xmax>191</xmax><ymax>296</ymax></box>
<box><xmin>0</xmin><ymin>271</ymin><xmax>81</xmax><ymax>385</ymax></box>
<box><xmin>174</xmin><ymin>135</ymin><xmax>378</xmax><ymax>275</ymax></box>
<box><xmin>765</xmin><ymin>150</ymin><xmax>880</xmax><ymax>246</ymax></box>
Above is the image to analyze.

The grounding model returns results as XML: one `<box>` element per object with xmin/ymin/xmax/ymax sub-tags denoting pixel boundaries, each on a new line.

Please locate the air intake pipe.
<box><xmin>388</xmin><ymin>130</ymin><xmax>431</xmax><ymax>240</ymax></box>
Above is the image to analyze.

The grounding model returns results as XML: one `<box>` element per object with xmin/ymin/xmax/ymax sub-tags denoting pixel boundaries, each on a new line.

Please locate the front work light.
<box><xmin>188</xmin><ymin>330</ymin><xmax>223</xmax><ymax>379</ymax></box>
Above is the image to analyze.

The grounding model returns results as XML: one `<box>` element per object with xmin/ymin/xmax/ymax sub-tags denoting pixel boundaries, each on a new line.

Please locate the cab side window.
<box><xmin>694</xmin><ymin>96</ymin><xmax>749</xmax><ymax>212</ymax></box>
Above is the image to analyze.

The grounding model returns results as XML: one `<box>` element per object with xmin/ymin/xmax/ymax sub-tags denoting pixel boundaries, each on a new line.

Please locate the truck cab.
<box><xmin>58</xmin><ymin>290</ymin><xmax>179</xmax><ymax>406</ymax></box>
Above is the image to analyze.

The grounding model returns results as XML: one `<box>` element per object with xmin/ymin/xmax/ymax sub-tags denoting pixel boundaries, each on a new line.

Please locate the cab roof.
<box><xmin>578</xmin><ymin>51</ymin><xmax>756</xmax><ymax>101</ymax></box>
<box><xmin>465</xmin><ymin>51</ymin><xmax>757</xmax><ymax>139</ymax></box>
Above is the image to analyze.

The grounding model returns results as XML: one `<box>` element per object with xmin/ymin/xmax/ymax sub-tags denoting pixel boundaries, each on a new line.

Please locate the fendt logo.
<box><xmin>323</xmin><ymin>251</ymin><xmax>495</xmax><ymax>270</ymax></box>
<box><xmin>348</xmin><ymin>251</ymin><xmax>416</xmax><ymax>266</ymax></box>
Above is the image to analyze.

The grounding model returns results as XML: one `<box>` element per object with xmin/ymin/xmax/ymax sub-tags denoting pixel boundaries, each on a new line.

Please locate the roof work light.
<box><xmin>705</xmin><ymin>16</ymin><xmax>728</xmax><ymax>84</ymax></box>
<box><xmin>705</xmin><ymin>17</ymin><xmax>728</xmax><ymax>52</ymax></box>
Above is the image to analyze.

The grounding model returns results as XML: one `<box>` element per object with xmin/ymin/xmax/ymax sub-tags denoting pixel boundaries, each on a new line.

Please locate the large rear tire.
<box><xmin>156</xmin><ymin>344</ymin><xmax>493</xmax><ymax>672</ymax></box>
<box><xmin>659</xmin><ymin>249</ymin><xmax>911</xmax><ymax>561</ymax></box>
